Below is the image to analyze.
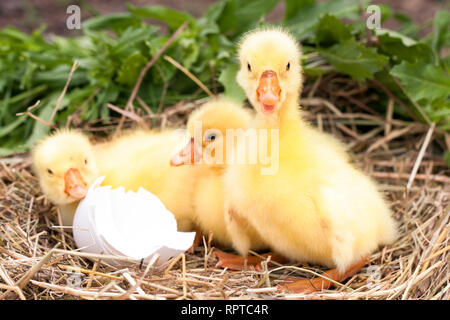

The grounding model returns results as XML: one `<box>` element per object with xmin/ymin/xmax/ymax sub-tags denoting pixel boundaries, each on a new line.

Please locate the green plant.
<box><xmin>0</xmin><ymin>0</ymin><xmax>448</xmax><ymax>158</ymax></box>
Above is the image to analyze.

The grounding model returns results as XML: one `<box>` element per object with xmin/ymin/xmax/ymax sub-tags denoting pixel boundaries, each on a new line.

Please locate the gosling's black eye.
<box><xmin>206</xmin><ymin>133</ymin><xmax>217</xmax><ymax>141</ymax></box>
<box><xmin>47</xmin><ymin>169</ymin><xmax>53</xmax><ymax>175</ymax></box>
<box><xmin>247</xmin><ymin>62</ymin><xmax>252</xmax><ymax>72</ymax></box>
<box><xmin>85</xmin><ymin>159</ymin><xmax>88</xmax><ymax>165</ymax></box>
<box><xmin>286</xmin><ymin>62</ymin><xmax>290</xmax><ymax>71</ymax></box>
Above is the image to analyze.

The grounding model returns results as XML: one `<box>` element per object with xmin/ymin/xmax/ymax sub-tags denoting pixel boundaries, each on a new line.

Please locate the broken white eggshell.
<box><xmin>72</xmin><ymin>176</ymin><xmax>195</xmax><ymax>266</ymax></box>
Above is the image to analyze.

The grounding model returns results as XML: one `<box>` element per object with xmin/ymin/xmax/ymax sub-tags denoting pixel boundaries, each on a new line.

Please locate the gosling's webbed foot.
<box><xmin>187</xmin><ymin>230</ymin><xmax>203</xmax><ymax>254</ymax></box>
<box><xmin>213</xmin><ymin>250</ymin><xmax>287</xmax><ymax>271</ymax></box>
<box><xmin>277</xmin><ymin>256</ymin><xmax>369</xmax><ymax>294</ymax></box>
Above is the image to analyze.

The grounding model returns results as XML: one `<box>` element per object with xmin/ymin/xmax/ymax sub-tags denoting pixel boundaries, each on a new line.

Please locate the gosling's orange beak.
<box><xmin>256</xmin><ymin>70</ymin><xmax>281</xmax><ymax>114</ymax></box>
<box><xmin>170</xmin><ymin>138</ymin><xmax>201</xmax><ymax>167</ymax></box>
<box><xmin>64</xmin><ymin>168</ymin><xmax>87</xmax><ymax>199</ymax></box>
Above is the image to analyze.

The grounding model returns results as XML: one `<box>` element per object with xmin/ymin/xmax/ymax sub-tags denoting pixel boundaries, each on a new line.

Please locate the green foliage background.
<box><xmin>0</xmin><ymin>0</ymin><xmax>449</xmax><ymax>158</ymax></box>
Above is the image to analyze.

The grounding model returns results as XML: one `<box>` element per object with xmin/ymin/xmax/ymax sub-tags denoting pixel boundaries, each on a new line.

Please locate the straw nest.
<box><xmin>1</xmin><ymin>75</ymin><xmax>449</xmax><ymax>300</ymax></box>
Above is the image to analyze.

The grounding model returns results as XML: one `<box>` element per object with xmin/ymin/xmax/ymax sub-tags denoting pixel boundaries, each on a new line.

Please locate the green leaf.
<box><xmin>113</xmin><ymin>25</ymin><xmax>158</xmax><ymax>58</ymax></box>
<box><xmin>374</xmin><ymin>69</ymin><xmax>429</xmax><ymax>123</ymax></box>
<box><xmin>316</xmin><ymin>14</ymin><xmax>352</xmax><ymax>47</ymax></box>
<box><xmin>392</xmin><ymin>12</ymin><xmax>421</xmax><ymax>39</ymax></box>
<box><xmin>285</xmin><ymin>0</ymin><xmax>315</xmax><ymax>21</ymax></box>
<box><xmin>197</xmin><ymin>1</ymin><xmax>225</xmax><ymax>37</ymax></box>
<box><xmin>82</xmin><ymin>13</ymin><xmax>142</xmax><ymax>32</ymax></box>
<box><xmin>234</xmin><ymin>0</ymin><xmax>279</xmax><ymax>32</ymax></box>
<box><xmin>0</xmin><ymin>116</ymin><xmax>27</xmax><ymax>138</ymax></box>
<box><xmin>318</xmin><ymin>40</ymin><xmax>389</xmax><ymax>81</ymax></box>
<box><xmin>390</xmin><ymin>61</ymin><xmax>450</xmax><ymax>104</ymax></box>
<box><xmin>146</xmin><ymin>36</ymin><xmax>177</xmax><ymax>82</ymax></box>
<box><xmin>444</xmin><ymin>151</ymin><xmax>450</xmax><ymax>167</ymax></box>
<box><xmin>426</xmin><ymin>99</ymin><xmax>450</xmax><ymax>126</ymax></box>
<box><xmin>197</xmin><ymin>1</ymin><xmax>226</xmax><ymax>36</ymax></box>
<box><xmin>127</xmin><ymin>5</ymin><xmax>196</xmax><ymax>29</ymax></box>
<box><xmin>432</xmin><ymin>10</ymin><xmax>450</xmax><ymax>55</ymax></box>
<box><xmin>214</xmin><ymin>0</ymin><xmax>279</xmax><ymax>36</ymax></box>
<box><xmin>34</xmin><ymin>64</ymin><xmax>88</xmax><ymax>88</ymax></box>
<box><xmin>7</xmin><ymin>84</ymin><xmax>48</xmax><ymax>105</ymax></box>
<box><xmin>375</xmin><ymin>28</ymin><xmax>434</xmax><ymax>63</ymax></box>
<box><xmin>378</xmin><ymin>4</ymin><xmax>393</xmax><ymax>23</ymax></box>
<box><xmin>285</xmin><ymin>0</ymin><xmax>368</xmax><ymax>41</ymax></box>
<box><xmin>204</xmin><ymin>1</ymin><xmax>227</xmax><ymax>22</ymax></box>
<box><xmin>24</xmin><ymin>99</ymin><xmax>55</xmax><ymax>148</ymax></box>
<box><xmin>116</xmin><ymin>51</ymin><xmax>147</xmax><ymax>86</ymax></box>
<box><xmin>443</xmin><ymin>55</ymin><xmax>450</xmax><ymax>74</ymax></box>
<box><xmin>177</xmin><ymin>37</ymin><xmax>200</xmax><ymax>70</ymax></box>
<box><xmin>303</xmin><ymin>65</ymin><xmax>333</xmax><ymax>77</ymax></box>
<box><xmin>218</xmin><ymin>63</ymin><xmax>246</xmax><ymax>102</ymax></box>
<box><xmin>213</xmin><ymin>0</ymin><xmax>237</xmax><ymax>33</ymax></box>
<box><xmin>393</xmin><ymin>12</ymin><xmax>412</xmax><ymax>24</ymax></box>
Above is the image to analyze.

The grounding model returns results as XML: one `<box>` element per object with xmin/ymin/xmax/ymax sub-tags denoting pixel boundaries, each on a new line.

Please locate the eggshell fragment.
<box><xmin>73</xmin><ymin>177</ymin><xmax>195</xmax><ymax>265</ymax></box>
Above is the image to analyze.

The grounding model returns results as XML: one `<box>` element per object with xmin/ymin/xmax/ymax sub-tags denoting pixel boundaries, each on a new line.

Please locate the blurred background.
<box><xmin>0</xmin><ymin>0</ymin><xmax>448</xmax><ymax>157</ymax></box>
<box><xmin>0</xmin><ymin>0</ymin><xmax>446</xmax><ymax>36</ymax></box>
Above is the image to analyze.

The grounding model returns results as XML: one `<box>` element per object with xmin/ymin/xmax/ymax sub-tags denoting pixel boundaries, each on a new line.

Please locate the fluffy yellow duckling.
<box><xmin>170</xmin><ymin>98</ymin><xmax>268</xmax><ymax>254</ymax></box>
<box><xmin>93</xmin><ymin>129</ymin><xmax>202</xmax><ymax>232</ymax></box>
<box><xmin>32</xmin><ymin>130</ymin><xmax>98</xmax><ymax>226</ymax></box>
<box><xmin>223</xmin><ymin>29</ymin><xmax>397</xmax><ymax>292</ymax></box>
